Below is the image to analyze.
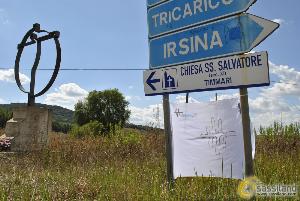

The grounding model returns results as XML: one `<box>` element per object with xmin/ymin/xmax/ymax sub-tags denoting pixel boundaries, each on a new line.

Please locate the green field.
<box><xmin>0</xmin><ymin>125</ymin><xmax>299</xmax><ymax>200</ymax></box>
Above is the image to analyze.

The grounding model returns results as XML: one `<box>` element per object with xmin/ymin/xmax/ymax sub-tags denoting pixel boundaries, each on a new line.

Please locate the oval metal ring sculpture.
<box><xmin>15</xmin><ymin>23</ymin><xmax>61</xmax><ymax>106</ymax></box>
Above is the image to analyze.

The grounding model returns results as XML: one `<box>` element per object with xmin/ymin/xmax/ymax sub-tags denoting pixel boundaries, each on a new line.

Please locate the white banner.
<box><xmin>171</xmin><ymin>99</ymin><xmax>246</xmax><ymax>179</ymax></box>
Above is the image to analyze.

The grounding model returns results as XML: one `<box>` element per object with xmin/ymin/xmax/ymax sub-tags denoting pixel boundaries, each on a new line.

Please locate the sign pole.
<box><xmin>186</xmin><ymin>93</ymin><xmax>189</xmax><ymax>103</ymax></box>
<box><xmin>239</xmin><ymin>87</ymin><xmax>254</xmax><ymax>177</ymax></box>
<box><xmin>163</xmin><ymin>94</ymin><xmax>174</xmax><ymax>188</ymax></box>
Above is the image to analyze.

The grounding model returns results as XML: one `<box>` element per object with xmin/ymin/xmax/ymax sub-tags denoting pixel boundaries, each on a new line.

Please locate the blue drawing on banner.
<box><xmin>174</xmin><ymin>108</ymin><xmax>184</xmax><ymax>117</ymax></box>
<box><xmin>174</xmin><ymin>108</ymin><xmax>197</xmax><ymax>118</ymax></box>
<box><xmin>162</xmin><ymin>68</ymin><xmax>178</xmax><ymax>90</ymax></box>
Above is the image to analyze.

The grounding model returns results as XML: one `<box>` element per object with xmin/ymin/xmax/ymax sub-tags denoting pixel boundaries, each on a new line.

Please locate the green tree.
<box><xmin>74</xmin><ymin>101</ymin><xmax>89</xmax><ymax>126</ymax></box>
<box><xmin>74</xmin><ymin>89</ymin><xmax>130</xmax><ymax>134</ymax></box>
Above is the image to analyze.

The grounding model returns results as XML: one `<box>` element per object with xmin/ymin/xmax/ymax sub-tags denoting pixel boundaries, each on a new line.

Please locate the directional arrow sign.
<box><xmin>149</xmin><ymin>13</ymin><xmax>279</xmax><ymax>69</ymax></box>
<box><xmin>146</xmin><ymin>71</ymin><xmax>161</xmax><ymax>90</ymax></box>
<box><xmin>147</xmin><ymin>0</ymin><xmax>169</xmax><ymax>8</ymax></box>
<box><xmin>148</xmin><ymin>0</ymin><xmax>256</xmax><ymax>38</ymax></box>
<box><xmin>145</xmin><ymin>51</ymin><xmax>270</xmax><ymax>96</ymax></box>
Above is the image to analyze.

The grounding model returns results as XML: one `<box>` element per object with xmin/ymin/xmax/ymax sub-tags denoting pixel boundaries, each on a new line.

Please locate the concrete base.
<box><xmin>5</xmin><ymin>107</ymin><xmax>52</xmax><ymax>151</ymax></box>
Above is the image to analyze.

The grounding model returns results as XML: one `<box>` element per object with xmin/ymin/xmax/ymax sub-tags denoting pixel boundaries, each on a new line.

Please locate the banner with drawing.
<box><xmin>171</xmin><ymin>99</ymin><xmax>250</xmax><ymax>179</ymax></box>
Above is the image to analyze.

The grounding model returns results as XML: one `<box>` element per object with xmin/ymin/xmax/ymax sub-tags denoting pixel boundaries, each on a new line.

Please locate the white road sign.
<box><xmin>144</xmin><ymin>51</ymin><xmax>270</xmax><ymax>96</ymax></box>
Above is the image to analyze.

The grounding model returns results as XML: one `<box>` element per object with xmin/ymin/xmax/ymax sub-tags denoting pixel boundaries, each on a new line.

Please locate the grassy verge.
<box><xmin>0</xmin><ymin>128</ymin><xmax>299</xmax><ymax>200</ymax></box>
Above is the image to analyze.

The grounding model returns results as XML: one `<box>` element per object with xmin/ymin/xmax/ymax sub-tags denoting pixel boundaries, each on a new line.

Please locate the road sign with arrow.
<box><xmin>144</xmin><ymin>51</ymin><xmax>270</xmax><ymax>96</ymax></box>
<box><xmin>149</xmin><ymin>13</ymin><xmax>279</xmax><ymax>69</ymax></box>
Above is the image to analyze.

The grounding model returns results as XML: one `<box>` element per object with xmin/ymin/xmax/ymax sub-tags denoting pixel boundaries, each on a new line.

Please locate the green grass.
<box><xmin>0</xmin><ymin>126</ymin><xmax>299</xmax><ymax>200</ymax></box>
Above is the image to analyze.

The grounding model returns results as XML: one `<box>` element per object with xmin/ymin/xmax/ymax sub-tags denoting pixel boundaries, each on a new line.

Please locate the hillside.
<box><xmin>0</xmin><ymin>104</ymin><xmax>161</xmax><ymax>132</ymax></box>
<box><xmin>0</xmin><ymin>103</ymin><xmax>74</xmax><ymax>124</ymax></box>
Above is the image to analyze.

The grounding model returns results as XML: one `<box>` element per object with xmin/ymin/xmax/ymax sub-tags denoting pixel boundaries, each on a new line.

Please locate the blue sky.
<box><xmin>0</xmin><ymin>0</ymin><xmax>299</xmax><ymax>128</ymax></box>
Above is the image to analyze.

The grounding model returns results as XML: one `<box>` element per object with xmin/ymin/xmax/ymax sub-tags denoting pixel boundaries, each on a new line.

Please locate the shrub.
<box><xmin>52</xmin><ymin>121</ymin><xmax>72</xmax><ymax>134</ymax></box>
<box><xmin>0</xmin><ymin>108</ymin><xmax>12</xmax><ymax>128</ymax></box>
<box><xmin>114</xmin><ymin>129</ymin><xmax>143</xmax><ymax>145</ymax></box>
<box><xmin>69</xmin><ymin>121</ymin><xmax>103</xmax><ymax>138</ymax></box>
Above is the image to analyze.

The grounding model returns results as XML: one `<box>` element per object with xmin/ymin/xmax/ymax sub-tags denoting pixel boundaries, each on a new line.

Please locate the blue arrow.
<box><xmin>147</xmin><ymin>71</ymin><xmax>160</xmax><ymax>91</ymax></box>
<box><xmin>148</xmin><ymin>0</ymin><xmax>256</xmax><ymax>38</ymax></box>
<box><xmin>149</xmin><ymin>13</ymin><xmax>279</xmax><ymax>69</ymax></box>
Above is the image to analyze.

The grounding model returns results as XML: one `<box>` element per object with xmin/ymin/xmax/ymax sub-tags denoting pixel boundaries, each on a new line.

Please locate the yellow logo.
<box><xmin>237</xmin><ymin>177</ymin><xmax>259</xmax><ymax>200</ymax></box>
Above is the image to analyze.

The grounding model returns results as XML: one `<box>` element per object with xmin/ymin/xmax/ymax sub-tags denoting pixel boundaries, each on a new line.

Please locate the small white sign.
<box><xmin>144</xmin><ymin>51</ymin><xmax>269</xmax><ymax>96</ymax></box>
<box><xmin>171</xmin><ymin>99</ymin><xmax>245</xmax><ymax>179</ymax></box>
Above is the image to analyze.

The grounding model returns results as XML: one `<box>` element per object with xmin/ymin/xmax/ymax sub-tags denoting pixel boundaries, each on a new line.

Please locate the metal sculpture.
<box><xmin>15</xmin><ymin>23</ymin><xmax>61</xmax><ymax>106</ymax></box>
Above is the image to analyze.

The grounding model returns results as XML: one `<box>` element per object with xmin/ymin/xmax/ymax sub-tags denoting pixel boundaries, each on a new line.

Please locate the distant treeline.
<box><xmin>0</xmin><ymin>103</ymin><xmax>163</xmax><ymax>134</ymax></box>
<box><xmin>125</xmin><ymin>123</ymin><xmax>163</xmax><ymax>132</ymax></box>
<box><xmin>1</xmin><ymin>104</ymin><xmax>298</xmax><ymax>136</ymax></box>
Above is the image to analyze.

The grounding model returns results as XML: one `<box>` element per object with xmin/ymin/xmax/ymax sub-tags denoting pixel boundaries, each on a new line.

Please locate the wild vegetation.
<box><xmin>0</xmin><ymin>123</ymin><xmax>299</xmax><ymax>200</ymax></box>
<box><xmin>0</xmin><ymin>108</ymin><xmax>12</xmax><ymax>129</ymax></box>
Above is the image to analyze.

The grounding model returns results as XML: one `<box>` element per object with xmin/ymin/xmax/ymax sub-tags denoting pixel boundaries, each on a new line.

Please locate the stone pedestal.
<box><xmin>5</xmin><ymin>107</ymin><xmax>52</xmax><ymax>151</ymax></box>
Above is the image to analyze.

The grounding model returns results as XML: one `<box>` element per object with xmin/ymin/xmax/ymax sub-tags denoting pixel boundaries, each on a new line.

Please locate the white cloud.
<box><xmin>58</xmin><ymin>83</ymin><xmax>88</xmax><ymax>97</ymax></box>
<box><xmin>176</xmin><ymin>95</ymin><xmax>200</xmax><ymax>103</ymax></box>
<box><xmin>249</xmin><ymin>97</ymin><xmax>291</xmax><ymax>113</ymax></box>
<box><xmin>252</xmin><ymin>112</ymin><xmax>300</xmax><ymax>129</ymax></box>
<box><xmin>209</xmin><ymin>93</ymin><xmax>239</xmax><ymax>101</ymax></box>
<box><xmin>129</xmin><ymin>104</ymin><xmax>163</xmax><ymax>128</ymax></box>
<box><xmin>44</xmin><ymin>83</ymin><xmax>88</xmax><ymax>110</ymax></box>
<box><xmin>265</xmin><ymin>62</ymin><xmax>300</xmax><ymax>98</ymax></box>
<box><xmin>261</xmin><ymin>82</ymin><xmax>299</xmax><ymax>98</ymax></box>
<box><xmin>128</xmin><ymin>85</ymin><xmax>134</xmax><ymax>89</ymax></box>
<box><xmin>125</xmin><ymin>95</ymin><xmax>142</xmax><ymax>102</ymax></box>
<box><xmin>0</xmin><ymin>98</ymin><xmax>6</xmax><ymax>104</ymax></box>
<box><xmin>0</xmin><ymin>69</ymin><xmax>30</xmax><ymax>84</ymax></box>
<box><xmin>269</xmin><ymin>62</ymin><xmax>300</xmax><ymax>82</ymax></box>
<box><xmin>272</xmin><ymin>18</ymin><xmax>285</xmax><ymax>25</ymax></box>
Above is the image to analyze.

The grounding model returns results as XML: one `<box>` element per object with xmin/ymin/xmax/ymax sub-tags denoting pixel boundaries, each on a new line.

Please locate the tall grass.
<box><xmin>257</xmin><ymin>122</ymin><xmax>300</xmax><ymax>136</ymax></box>
<box><xmin>0</xmin><ymin>123</ymin><xmax>299</xmax><ymax>200</ymax></box>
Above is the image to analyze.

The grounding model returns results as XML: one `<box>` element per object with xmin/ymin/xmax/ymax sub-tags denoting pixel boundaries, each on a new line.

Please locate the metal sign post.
<box><xmin>186</xmin><ymin>93</ymin><xmax>189</xmax><ymax>103</ymax></box>
<box><xmin>239</xmin><ymin>88</ymin><xmax>254</xmax><ymax>177</ymax></box>
<box><xmin>163</xmin><ymin>94</ymin><xmax>174</xmax><ymax>188</ymax></box>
